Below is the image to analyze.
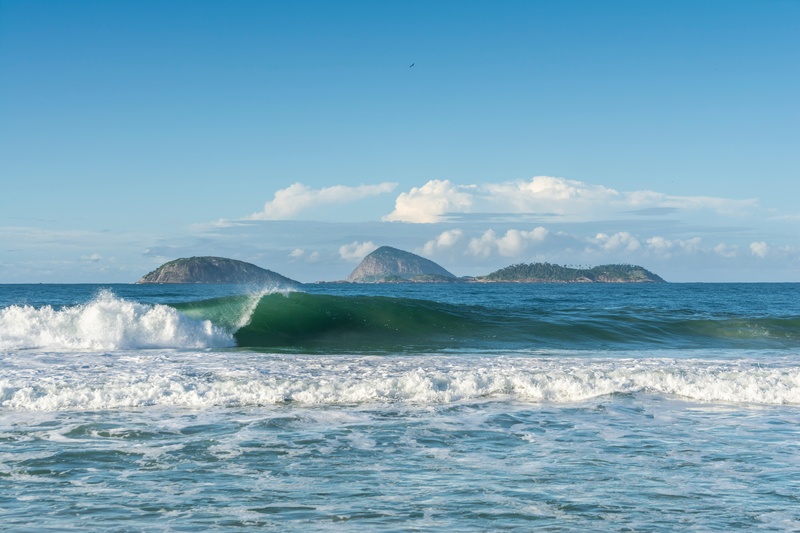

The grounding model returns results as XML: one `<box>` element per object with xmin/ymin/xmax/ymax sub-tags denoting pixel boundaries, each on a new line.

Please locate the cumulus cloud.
<box><xmin>714</xmin><ymin>243</ymin><xmax>739</xmax><ymax>258</ymax></box>
<box><xmin>422</xmin><ymin>229</ymin><xmax>464</xmax><ymax>255</ymax></box>
<box><xmin>750</xmin><ymin>241</ymin><xmax>769</xmax><ymax>258</ymax></box>
<box><xmin>339</xmin><ymin>241</ymin><xmax>378</xmax><ymax>262</ymax></box>
<box><xmin>383</xmin><ymin>176</ymin><xmax>759</xmax><ymax>223</ymax></box>
<box><xmin>251</xmin><ymin>182</ymin><xmax>397</xmax><ymax>220</ymax></box>
<box><xmin>289</xmin><ymin>248</ymin><xmax>321</xmax><ymax>262</ymax></box>
<box><xmin>593</xmin><ymin>232</ymin><xmax>641</xmax><ymax>252</ymax></box>
<box><xmin>383</xmin><ymin>180</ymin><xmax>474</xmax><ymax>223</ymax></box>
<box><xmin>645</xmin><ymin>236</ymin><xmax>702</xmax><ymax>258</ymax></box>
<box><xmin>484</xmin><ymin>176</ymin><xmax>621</xmax><ymax>214</ymax></box>
<box><xmin>467</xmin><ymin>227</ymin><xmax>549</xmax><ymax>258</ymax></box>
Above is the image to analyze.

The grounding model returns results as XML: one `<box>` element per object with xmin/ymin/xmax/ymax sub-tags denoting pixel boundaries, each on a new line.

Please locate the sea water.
<box><xmin>1</xmin><ymin>283</ymin><xmax>799</xmax><ymax>531</ymax></box>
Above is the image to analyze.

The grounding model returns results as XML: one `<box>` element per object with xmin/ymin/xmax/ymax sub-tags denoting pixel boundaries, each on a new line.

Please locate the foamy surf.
<box><xmin>0</xmin><ymin>290</ymin><xmax>234</xmax><ymax>351</ymax></box>
<box><xmin>2</xmin><ymin>352</ymin><xmax>798</xmax><ymax>411</ymax></box>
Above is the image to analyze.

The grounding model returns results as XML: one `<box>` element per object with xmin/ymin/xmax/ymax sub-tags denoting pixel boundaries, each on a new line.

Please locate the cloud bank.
<box><xmin>384</xmin><ymin>176</ymin><xmax>758</xmax><ymax>223</ymax></box>
<box><xmin>160</xmin><ymin>173</ymin><xmax>796</xmax><ymax>283</ymax></box>
<box><xmin>250</xmin><ymin>182</ymin><xmax>397</xmax><ymax>220</ymax></box>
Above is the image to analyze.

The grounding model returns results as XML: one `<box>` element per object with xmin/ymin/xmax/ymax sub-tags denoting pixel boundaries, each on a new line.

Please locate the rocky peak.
<box><xmin>347</xmin><ymin>246</ymin><xmax>457</xmax><ymax>283</ymax></box>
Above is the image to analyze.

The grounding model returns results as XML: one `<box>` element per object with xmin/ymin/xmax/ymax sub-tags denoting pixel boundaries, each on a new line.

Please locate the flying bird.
<box><xmin>409</xmin><ymin>63</ymin><xmax>415</xmax><ymax>68</ymax></box>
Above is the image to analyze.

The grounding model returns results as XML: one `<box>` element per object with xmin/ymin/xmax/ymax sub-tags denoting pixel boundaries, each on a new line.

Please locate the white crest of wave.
<box><xmin>0</xmin><ymin>290</ymin><xmax>234</xmax><ymax>350</ymax></box>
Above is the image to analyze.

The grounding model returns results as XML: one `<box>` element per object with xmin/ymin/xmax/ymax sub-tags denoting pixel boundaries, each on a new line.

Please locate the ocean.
<box><xmin>1</xmin><ymin>282</ymin><xmax>799</xmax><ymax>531</ymax></box>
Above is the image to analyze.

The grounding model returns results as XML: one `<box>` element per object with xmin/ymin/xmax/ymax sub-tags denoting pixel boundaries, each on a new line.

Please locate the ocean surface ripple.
<box><xmin>1</xmin><ymin>283</ymin><xmax>799</xmax><ymax>530</ymax></box>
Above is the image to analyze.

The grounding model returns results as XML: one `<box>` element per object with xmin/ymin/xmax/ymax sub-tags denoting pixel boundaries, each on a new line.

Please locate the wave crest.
<box><xmin>0</xmin><ymin>290</ymin><xmax>234</xmax><ymax>350</ymax></box>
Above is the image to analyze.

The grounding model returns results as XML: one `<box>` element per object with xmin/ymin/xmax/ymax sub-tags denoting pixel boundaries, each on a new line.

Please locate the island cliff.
<box><xmin>137</xmin><ymin>256</ymin><xmax>300</xmax><ymax>286</ymax></box>
<box><xmin>347</xmin><ymin>246</ymin><xmax>458</xmax><ymax>283</ymax></box>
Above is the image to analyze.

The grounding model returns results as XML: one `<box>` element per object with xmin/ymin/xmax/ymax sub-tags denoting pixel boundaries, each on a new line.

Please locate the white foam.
<box><xmin>0</xmin><ymin>290</ymin><xmax>234</xmax><ymax>351</ymax></box>
<box><xmin>1</xmin><ymin>352</ymin><xmax>798</xmax><ymax>411</ymax></box>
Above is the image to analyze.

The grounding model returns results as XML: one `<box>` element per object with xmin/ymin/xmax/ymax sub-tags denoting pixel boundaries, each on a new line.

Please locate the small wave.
<box><xmin>0</xmin><ymin>290</ymin><xmax>234</xmax><ymax>351</ymax></box>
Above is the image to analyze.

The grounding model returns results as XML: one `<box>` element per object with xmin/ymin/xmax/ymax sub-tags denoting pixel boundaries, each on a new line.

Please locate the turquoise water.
<box><xmin>2</xmin><ymin>283</ymin><xmax>799</xmax><ymax>530</ymax></box>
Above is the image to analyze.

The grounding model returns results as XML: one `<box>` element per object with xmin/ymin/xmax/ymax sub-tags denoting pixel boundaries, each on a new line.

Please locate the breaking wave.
<box><xmin>2</xmin><ymin>289</ymin><xmax>799</xmax><ymax>353</ymax></box>
<box><xmin>198</xmin><ymin>292</ymin><xmax>800</xmax><ymax>352</ymax></box>
<box><xmin>0</xmin><ymin>290</ymin><xmax>234</xmax><ymax>350</ymax></box>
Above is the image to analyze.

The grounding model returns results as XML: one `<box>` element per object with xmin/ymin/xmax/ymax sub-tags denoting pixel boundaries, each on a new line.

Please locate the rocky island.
<box><xmin>137</xmin><ymin>256</ymin><xmax>300</xmax><ymax>286</ymax></box>
<box><xmin>475</xmin><ymin>262</ymin><xmax>665</xmax><ymax>283</ymax></box>
<box><xmin>347</xmin><ymin>246</ymin><xmax>459</xmax><ymax>283</ymax></box>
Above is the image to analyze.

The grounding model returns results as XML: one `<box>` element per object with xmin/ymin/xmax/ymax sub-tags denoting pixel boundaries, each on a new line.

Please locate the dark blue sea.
<box><xmin>2</xmin><ymin>282</ymin><xmax>799</xmax><ymax>531</ymax></box>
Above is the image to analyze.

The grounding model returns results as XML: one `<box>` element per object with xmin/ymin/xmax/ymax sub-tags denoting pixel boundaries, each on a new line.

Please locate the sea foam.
<box><xmin>0</xmin><ymin>290</ymin><xmax>234</xmax><ymax>351</ymax></box>
<box><xmin>2</xmin><ymin>352</ymin><xmax>799</xmax><ymax>411</ymax></box>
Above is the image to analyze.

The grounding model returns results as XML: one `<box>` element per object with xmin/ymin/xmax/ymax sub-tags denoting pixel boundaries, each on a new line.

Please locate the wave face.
<box><xmin>233</xmin><ymin>292</ymin><xmax>481</xmax><ymax>351</ymax></box>
<box><xmin>166</xmin><ymin>291</ymin><xmax>800</xmax><ymax>352</ymax></box>
<box><xmin>2</xmin><ymin>286</ymin><xmax>798</xmax><ymax>353</ymax></box>
<box><xmin>0</xmin><ymin>290</ymin><xmax>234</xmax><ymax>350</ymax></box>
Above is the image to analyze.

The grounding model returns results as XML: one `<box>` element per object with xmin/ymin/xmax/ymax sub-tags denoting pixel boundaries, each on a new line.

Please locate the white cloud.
<box><xmin>750</xmin><ymin>241</ymin><xmax>769</xmax><ymax>258</ymax></box>
<box><xmin>339</xmin><ymin>241</ymin><xmax>378</xmax><ymax>262</ymax></box>
<box><xmin>467</xmin><ymin>230</ymin><xmax>498</xmax><ymax>258</ymax></box>
<box><xmin>467</xmin><ymin>227</ymin><xmax>549</xmax><ymax>258</ymax></box>
<box><xmin>290</xmin><ymin>248</ymin><xmax>321</xmax><ymax>262</ymax></box>
<box><xmin>422</xmin><ymin>229</ymin><xmax>464</xmax><ymax>256</ymax></box>
<box><xmin>251</xmin><ymin>182</ymin><xmax>397</xmax><ymax>220</ymax></box>
<box><xmin>484</xmin><ymin>176</ymin><xmax>621</xmax><ymax>214</ymax></box>
<box><xmin>714</xmin><ymin>243</ymin><xmax>739</xmax><ymax>258</ymax></box>
<box><xmin>189</xmin><ymin>219</ymin><xmax>252</xmax><ymax>231</ymax></box>
<box><xmin>496</xmin><ymin>228</ymin><xmax>549</xmax><ymax>256</ymax></box>
<box><xmin>384</xmin><ymin>176</ymin><xmax>759</xmax><ymax>223</ymax></box>
<box><xmin>645</xmin><ymin>236</ymin><xmax>673</xmax><ymax>255</ymax></box>
<box><xmin>594</xmin><ymin>232</ymin><xmax>641</xmax><ymax>252</ymax></box>
<box><xmin>645</xmin><ymin>236</ymin><xmax>702</xmax><ymax>257</ymax></box>
<box><xmin>383</xmin><ymin>180</ymin><xmax>474</xmax><ymax>223</ymax></box>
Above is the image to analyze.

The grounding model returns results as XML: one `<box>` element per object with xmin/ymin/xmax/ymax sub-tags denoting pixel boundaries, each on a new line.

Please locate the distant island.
<box><xmin>347</xmin><ymin>246</ymin><xmax>459</xmax><ymax>283</ymax></box>
<box><xmin>345</xmin><ymin>247</ymin><xmax>665</xmax><ymax>283</ymax></box>
<box><xmin>137</xmin><ymin>256</ymin><xmax>301</xmax><ymax>286</ymax></box>
<box><xmin>135</xmin><ymin>249</ymin><xmax>665</xmax><ymax>285</ymax></box>
<box><xmin>474</xmin><ymin>262</ymin><xmax>665</xmax><ymax>283</ymax></box>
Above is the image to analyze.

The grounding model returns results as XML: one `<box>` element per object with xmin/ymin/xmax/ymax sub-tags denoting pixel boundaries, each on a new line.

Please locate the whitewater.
<box><xmin>2</xmin><ymin>282</ymin><xmax>799</xmax><ymax>530</ymax></box>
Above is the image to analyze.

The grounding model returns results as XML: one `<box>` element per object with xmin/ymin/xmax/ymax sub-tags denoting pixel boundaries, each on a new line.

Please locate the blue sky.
<box><xmin>1</xmin><ymin>0</ymin><xmax>798</xmax><ymax>282</ymax></box>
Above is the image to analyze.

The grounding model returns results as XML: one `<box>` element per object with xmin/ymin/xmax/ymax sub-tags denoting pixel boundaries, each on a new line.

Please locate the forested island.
<box><xmin>474</xmin><ymin>263</ymin><xmax>665</xmax><ymax>283</ymax></box>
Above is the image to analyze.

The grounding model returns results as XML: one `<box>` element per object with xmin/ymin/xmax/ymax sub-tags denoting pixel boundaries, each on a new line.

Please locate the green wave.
<box><xmin>171</xmin><ymin>292</ymin><xmax>800</xmax><ymax>352</ymax></box>
<box><xmin>234</xmin><ymin>293</ymin><xmax>480</xmax><ymax>351</ymax></box>
<box><xmin>172</xmin><ymin>294</ymin><xmax>263</xmax><ymax>331</ymax></box>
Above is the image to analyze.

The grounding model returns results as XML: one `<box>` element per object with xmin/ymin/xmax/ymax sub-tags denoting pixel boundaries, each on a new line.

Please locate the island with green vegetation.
<box><xmin>137</xmin><ymin>256</ymin><xmax>300</xmax><ymax>286</ymax></box>
<box><xmin>474</xmin><ymin>262</ymin><xmax>665</xmax><ymax>283</ymax></box>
